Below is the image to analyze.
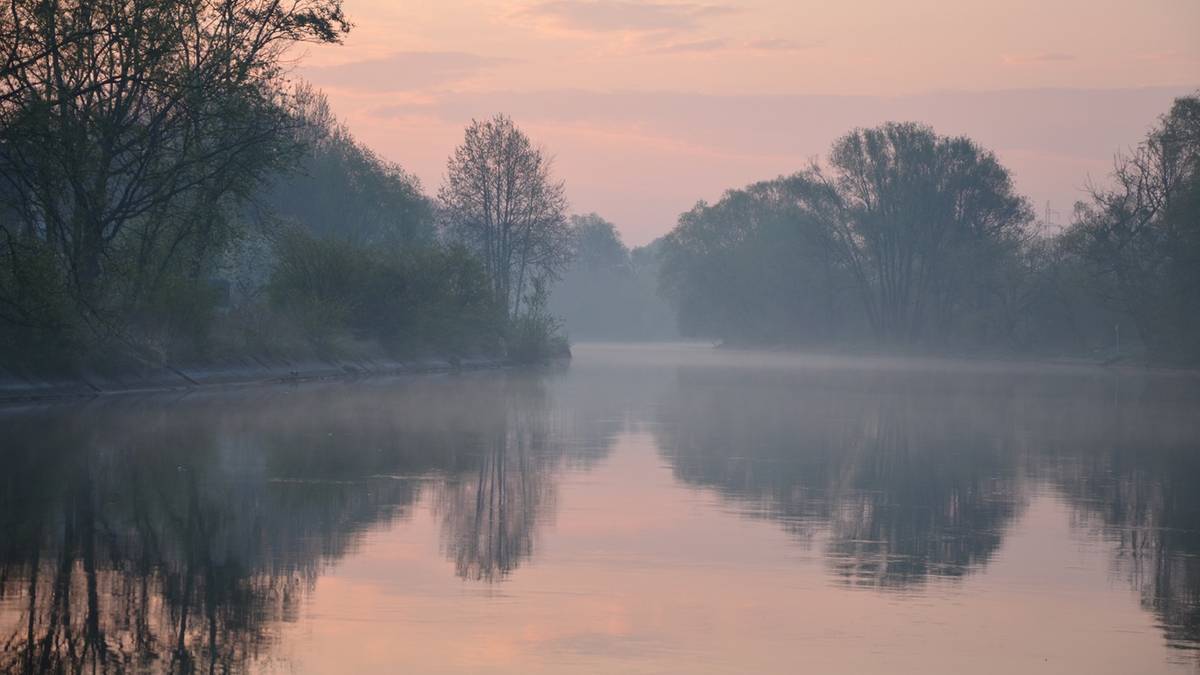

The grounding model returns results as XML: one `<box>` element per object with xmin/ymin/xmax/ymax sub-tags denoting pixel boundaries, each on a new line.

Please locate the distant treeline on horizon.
<box><xmin>652</xmin><ymin>96</ymin><xmax>1200</xmax><ymax>364</ymax></box>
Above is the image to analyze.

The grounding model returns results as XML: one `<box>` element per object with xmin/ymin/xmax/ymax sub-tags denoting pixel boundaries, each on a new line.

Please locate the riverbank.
<box><xmin>0</xmin><ymin>354</ymin><xmax>514</xmax><ymax>404</ymax></box>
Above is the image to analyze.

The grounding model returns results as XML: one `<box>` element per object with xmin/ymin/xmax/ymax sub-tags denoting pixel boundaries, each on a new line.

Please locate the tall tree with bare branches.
<box><xmin>438</xmin><ymin>115</ymin><xmax>571</xmax><ymax>319</ymax></box>
<box><xmin>1067</xmin><ymin>94</ymin><xmax>1200</xmax><ymax>363</ymax></box>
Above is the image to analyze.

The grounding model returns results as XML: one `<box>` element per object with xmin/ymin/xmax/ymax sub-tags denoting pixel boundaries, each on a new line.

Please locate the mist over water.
<box><xmin>2</xmin><ymin>343</ymin><xmax>1199</xmax><ymax>674</ymax></box>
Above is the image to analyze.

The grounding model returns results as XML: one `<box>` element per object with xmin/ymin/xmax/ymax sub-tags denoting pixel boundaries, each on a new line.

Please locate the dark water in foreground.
<box><xmin>2</xmin><ymin>343</ymin><xmax>1200</xmax><ymax>674</ymax></box>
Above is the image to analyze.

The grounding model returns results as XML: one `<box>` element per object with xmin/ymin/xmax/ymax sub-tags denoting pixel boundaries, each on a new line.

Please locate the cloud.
<box><xmin>643</xmin><ymin>37</ymin><xmax>823</xmax><ymax>56</ymax></box>
<box><xmin>746</xmin><ymin>38</ymin><xmax>822</xmax><ymax>52</ymax></box>
<box><xmin>301</xmin><ymin>52</ymin><xmax>513</xmax><ymax>92</ymax></box>
<box><xmin>1001</xmin><ymin>52</ymin><xmax>1075</xmax><ymax>66</ymax></box>
<box><xmin>649</xmin><ymin>38</ymin><xmax>728</xmax><ymax>54</ymax></box>
<box><xmin>518</xmin><ymin>1</ymin><xmax>737</xmax><ymax>33</ymax></box>
<box><xmin>365</xmin><ymin>87</ymin><xmax>1190</xmax><ymax>245</ymax></box>
<box><xmin>1134</xmin><ymin>51</ymin><xmax>1194</xmax><ymax>63</ymax></box>
<box><xmin>372</xmin><ymin>87</ymin><xmax>1189</xmax><ymax>162</ymax></box>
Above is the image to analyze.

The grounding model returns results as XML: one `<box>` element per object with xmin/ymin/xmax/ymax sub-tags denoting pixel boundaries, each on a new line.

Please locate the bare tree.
<box><xmin>438</xmin><ymin>115</ymin><xmax>571</xmax><ymax>319</ymax></box>
<box><xmin>1067</xmin><ymin>94</ymin><xmax>1200</xmax><ymax>362</ymax></box>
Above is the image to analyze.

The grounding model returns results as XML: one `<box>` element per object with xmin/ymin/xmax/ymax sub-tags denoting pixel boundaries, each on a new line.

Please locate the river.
<box><xmin>2</xmin><ymin>343</ymin><xmax>1199</xmax><ymax>674</ymax></box>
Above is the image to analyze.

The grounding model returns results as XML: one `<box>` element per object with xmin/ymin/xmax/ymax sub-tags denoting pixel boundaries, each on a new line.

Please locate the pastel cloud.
<box><xmin>746</xmin><ymin>38</ymin><xmax>822</xmax><ymax>52</ymax></box>
<box><xmin>302</xmin><ymin>52</ymin><xmax>514</xmax><ymax>92</ymax></box>
<box><xmin>518</xmin><ymin>1</ymin><xmax>738</xmax><ymax>33</ymax></box>
<box><xmin>1001</xmin><ymin>52</ymin><xmax>1075</xmax><ymax>65</ymax></box>
<box><xmin>649</xmin><ymin>38</ymin><xmax>728</xmax><ymax>54</ymax></box>
<box><xmin>366</xmin><ymin>87</ymin><xmax>1190</xmax><ymax>243</ymax></box>
<box><xmin>645</xmin><ymin>37</ymin><xmax>822</xmax><ymax>55</ymax></box>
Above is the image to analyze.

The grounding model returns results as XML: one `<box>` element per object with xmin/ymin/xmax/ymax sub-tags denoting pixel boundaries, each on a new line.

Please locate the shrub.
<box><xmin>508</xmin><ymin>278</ymin><xmax>570</xmax><ymax>363</ymax></box>
<box><xmin>0</xmin><ymin>237</ymin><xmax>81</xmax><ymax>373</ymax></box>
<box><xmin>267</xmin><ymin>229</ymin><xmax>365</xmax><ymax>354</ymax></box>
<box><xmin>267</xmin><ymin>228</ymin><xmax>502</xmax><ymax>357</ymax></box>
<box><xmin>126</xmin><ymin>274</ymin><xmax>223</xmax><ymax>363</ymax></box>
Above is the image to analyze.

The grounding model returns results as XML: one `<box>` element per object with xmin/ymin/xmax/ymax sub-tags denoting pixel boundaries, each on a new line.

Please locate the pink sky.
<box><xmin>296</xmin><ymin>0</ymin><xmax>1200</xmax><ymax>245</ymax></box>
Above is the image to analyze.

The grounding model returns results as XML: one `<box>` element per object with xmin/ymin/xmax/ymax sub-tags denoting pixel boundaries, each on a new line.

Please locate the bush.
<box><xmin>508</xmin><ymin>278</ymin><xmax>570</xmax><ymax>363</ymax></box>
<box><xmin>268</xmin><ymin>230</ymin><xmax>361</xmax><ymax>354</ymax></box>
<box><xmin>0</xmin><ymin>237</ymin><xmax>81</xmax><ymax>373</ymax></box>
<box><xmin>266</xmin><ymin>228</ymin><xmax>501</xmax><ymax>357</ymax></box>
<box><xmin>126</xmin><ymin>273</ymin><xmax>223</xmax><ymax>363</ymax></box>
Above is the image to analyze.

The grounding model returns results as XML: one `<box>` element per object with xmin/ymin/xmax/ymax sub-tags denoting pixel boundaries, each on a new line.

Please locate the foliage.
<box><xmin>265</xmin><ymin>89</ymin><xmax>435</xmax><ymax>247</ymax></box>
<box><xmin>509</xmin><ymin>277</ymin><xmax>569</xmax><ymax>363</ymax></box>
<box><xmin>823</xmin><ymin>123</ymin><xmax>1034</xmax><ymax>342</ymax></box>
<box><xmin>0</xmin><ymin>0</ymin><xmax>565</xmax><ymax>373</ymax></box>
<box><xmin>0</xmin><ymin>0</ymin><xmax>356</xmax><ymax>371</ymax></box>
<box><xmin>571</xmin><ymin>213</ymin><xmax>630</xmax><ymax>272</ymax></box>
<box><xmin>267</xmin><ymin>228</ymin><xmax>500</xmax><ymax>357</ymax></box>
<box><xmin>661</xmin><ymin>123</ymin><xmax>1037</xmax><ymax>349</ymax></box>
<box><xmin>660</xmin><ymin>179</ymin><xmax>859</xmax><ymax>344</ymax></box>
<box><xmin>0</xmin><ymin>235</ymin><xmax>79</xmax><ymax>371</ymax></box>
<box><xmin>549</xmin><ymin>214</ymin><xmax>676</xmax><ymax>340</ymax></box>
<box><xmin>1065</xmin><ymin>94</ymin><xmax>1200</xmax><ymax>364</ymax></box>
<box><xmin>0</xmin><ymin>0</ymin><xmax>349</xmax><ymax>322</ymax></box>
<box><xmin>657</xmin><ymin>100</ymin><xmax>1200</xmax><ymax>363</ymax></box>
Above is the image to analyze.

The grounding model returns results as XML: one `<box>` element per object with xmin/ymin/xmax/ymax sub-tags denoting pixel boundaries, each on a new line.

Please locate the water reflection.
<box><xmin>1</xmin><ymin>408</ymin><xmax>303</xmax><ymax>673</ymax></box>
<box><xmin>653</xmin><ymin>367</ymin><xmax>1026</xmax><ymax>588</ymax></box>
<box><xmin>1043</xmin><ymin>375</ymin><xmax>1200</xmax><ymax>654</ymax></box>
<box><xmin>651</xmin><ymin>357</ymin><xmax>1200</xmax><ymax>651</ymax></box>
<box><xmin>0</xmin><ymin>374</ymin><xmax>592</xmax><ymax>673</ymax></box>
<box><xmin>435</xmin><ymin>380</ymin><xmax>559</xmax><ymax>582</ymax></box>
<box><xmin>1</xmin><ymin>347</ymin><xmax>1200</xmax><ymax>672</ymax></box>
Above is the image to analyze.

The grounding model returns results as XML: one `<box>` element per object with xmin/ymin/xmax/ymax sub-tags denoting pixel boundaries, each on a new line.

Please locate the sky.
<box><xmin>297</xmin><ymin>0</ymin><xmax>1200</xmax><ymax>246</ymax></box>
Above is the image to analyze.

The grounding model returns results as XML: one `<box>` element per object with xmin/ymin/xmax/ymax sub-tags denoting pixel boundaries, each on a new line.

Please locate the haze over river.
<box><xmin>3</xmin><ymin>343</ymin><xmax>1200</xmax><ymax>674</ymax></box>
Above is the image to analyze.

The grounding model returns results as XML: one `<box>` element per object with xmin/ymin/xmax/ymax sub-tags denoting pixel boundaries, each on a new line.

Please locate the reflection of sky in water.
<box><xmin>2</xmin><ymin>343</ymin><xmax>1199</xmax><ymax>674</ymax></box>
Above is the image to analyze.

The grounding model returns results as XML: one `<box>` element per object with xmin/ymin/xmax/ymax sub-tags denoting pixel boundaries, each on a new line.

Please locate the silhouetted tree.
<box><xmin>0</xmin><ymin>375</ymin><xmax>589</xmax><ymax>670</ymax></box>
<box><xmin>820</xmin><ymin>123</ymin><xmax>1033</xmax><ymax>342</ymax></box>
<box><xmin>660</xmin><ymin>123</ymin><xmax>1034</xmax><ymax>347</ymax></box>
<box><xmin>439</xmin><ymin>115</ymin><xmax>571</xmax><ymax>319</ymax></box>
<box><xmin>653</xmin><ymin>365</ymin><xmax>1025</xmax><ymax>589</ymax></box>
<box><xmin>1065</xmin><ymin>94</ymin><xmax>1200</xmax><ymax>364</ymax></box>
<box><xmin>660</xmin><ymin>177</ymin><xmax>858</xmax><ymax>343</ymax></box>
<box><xmin>265</xmin><ymin>89</ymin><xmax>434</xmax><ymax>247</ymax></box>
<box><xmin>0</xmin><ymin>0</ymin><xmax>349</xmax><ymax>353</ymax></box>
<box><xmin>550</xmin><ymin>213</ymin><xmax>676</xmax><ymax>339</ymax></box>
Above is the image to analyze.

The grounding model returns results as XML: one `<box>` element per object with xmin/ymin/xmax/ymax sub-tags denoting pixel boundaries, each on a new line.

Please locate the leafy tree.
<box><xmin>660</xmin><ymin>178</ymin><xmax>857</xmax><ymax>343</ymax></box>
<box><xmin>550</xmin><ymin>213</ymin><xmax>676</xmax><ymax>340</ymax></box>
<box><xmin>819</xmin><ymin>123</ymin><xmax>1033</xmax><ymax>343</ymax></box>
<box><xmin>265</xmin><ymin>89</ymin><xmax>434</xmax><ymax>247</ymax></box>
<box><xmin>660</xmin><ymin>123</ymin><xmax>1033</xmax><ymax>347</ymax></box>
<box><xmin>268</xmin><ymin>228</ymin><xmax>498</xmax><ymax>356</ymax></box>
<box><xmin>571</xmin><ymin>213</ymin><xmax>629</xmax><ymax>272</ymax></box>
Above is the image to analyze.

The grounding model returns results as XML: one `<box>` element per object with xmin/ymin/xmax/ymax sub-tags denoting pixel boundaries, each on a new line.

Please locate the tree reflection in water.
<box><xmin>430</xmin><ymin>367</ymin><xmax>634</xmax><ymax>582</ymax></box>
<box><xmin>1043</xmin><ymin>374</ymin><xmax>1200</xmax><ymax>655</ymax></box>
<box><xmin>654</xmin><ymin>367</ymin><xmax>1027</xmax><ymax>589</ymax></box>
<box><xmin>0</xmin><ymin>409</ymin><xmax>314</xmax><ymax>674</ymax></box>
<box><xmin>2</xmin><ymin>353</ymin><xmax>1200</xmax><ymax>671</ymax></box>
<box><xmin>0</xmin><ymin>373</ymin><xmax>582</xmax><ymax>673</ymax></box>
<box><xmin>653</xmin><ymin>360</ymin><xmax>1200</xmax><ymax>652</ymax></box>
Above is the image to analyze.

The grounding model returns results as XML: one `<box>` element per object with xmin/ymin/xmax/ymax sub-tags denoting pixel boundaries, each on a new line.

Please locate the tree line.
<box><xmin>548</xmin><ymin>213</ymin><xmax>676</xmax><ymax>340</ymax></box>
<box><xmin>0</xmin><ymin>0</ymin><xmax>575</xmax><ymax>375</ymax></box>
<box><xmin>658</xmin><ymin>95</ymin><xmax>1200</xmax><ymax>365</ymax></box>
<box><xmin>2</xmin><ymin>0</ymin><xmax>1193</xmax><ymax>371</ymax></box>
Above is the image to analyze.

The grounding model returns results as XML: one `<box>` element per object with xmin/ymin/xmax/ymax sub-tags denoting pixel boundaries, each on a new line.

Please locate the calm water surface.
<box><xmin>3</xmin><ymin>343</ymin><xmax>1200</xmax><ymax>674</ymax></box>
